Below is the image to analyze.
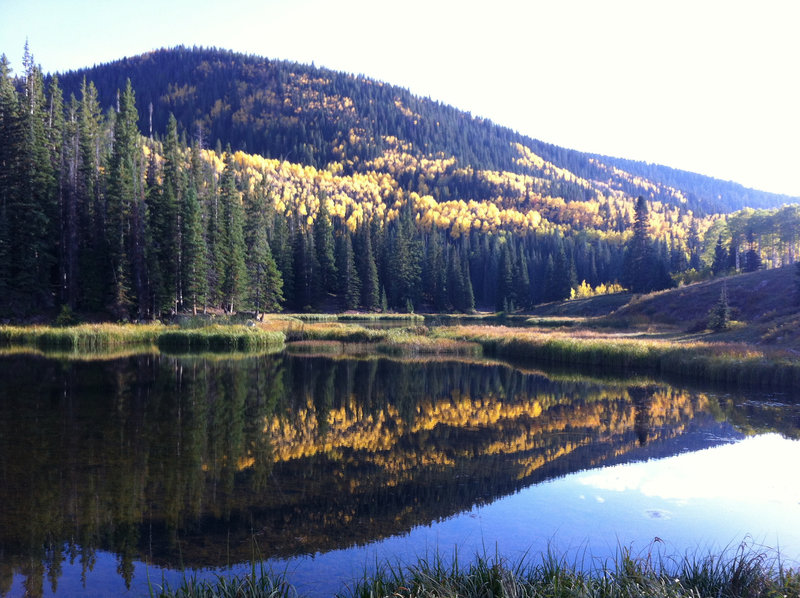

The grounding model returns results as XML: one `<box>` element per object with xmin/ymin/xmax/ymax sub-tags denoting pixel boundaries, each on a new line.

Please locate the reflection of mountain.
<box><xmin>0</xmin><ymin>353</ymin><xmax>796</xmax><ymax>595</ymax></box>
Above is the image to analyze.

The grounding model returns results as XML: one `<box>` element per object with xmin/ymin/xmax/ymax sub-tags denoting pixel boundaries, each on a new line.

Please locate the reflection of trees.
<box><xmin>0</xmin><ymin>353</ymin><xmax>797</xmax><ymax>594</ymax></box>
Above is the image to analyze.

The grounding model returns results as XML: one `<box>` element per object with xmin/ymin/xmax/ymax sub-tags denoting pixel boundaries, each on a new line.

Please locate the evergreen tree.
<box><xmin>245</xmin><ymin>182</ymin><xmax>282</xmax><ymax>315</ymax></box>
<box><xmin>76</xmin><ymin>78</ymin><xmax>105</xmax><ymax>310</ymax></box>
<box><xmin>271</xmin><ymin>211</ymin><xmax>294</xmax><ymax>309</ymax></box>
<box><xmin>496</xmin><ymin>241</ymin><xmax>514</xmax><ymax>310</ymax></box>
<box><xmin>218</xmin><ymin>149</ymin><xmax>248</xmax><ymax>313</ymax></box>
<box><xmin>179</xmin><ymin>178</ymin><xmax>208</xmax><ymax>313</ymax></box>
<box><xmin>106</xmin><ymin>79</ymin><xmax>141</xmax><ymax>318</ymax></box>
<box><xmin>336</xmin><ymin>232</ymin><xmax>360</xmax><ymax>310</ymax></box>
<box><xmin>247</xmin><ymin>222</ymin><xmax>283</xmax><ymax>315</ymax></box>
<box><xmin>743</xmin><ymin>231</ymin><xmax>762</xmax><ymax>272</ymax></box>
<box><xmin>293</xmin><ymin>228</ymin><xmax>316</xmax><ymax>311</ymax></box>
<box><xmin>0</xmin><ymin>54</ymin><xmax>21</xmax><ymax>306</ymax></box>
<box><xmin>545</xmin><ymin>242</ymin><xmax>576</xmax><ymax>302</ymax></box>
<box><xmin>357</xmin><ymin>224</ymin><xmax>380</xmax><ymax>311</ymax></box>
<box><xmin>424</xmin><ymin>231</ymin><xmax>448</xmax><ymax>310</ymax></box>
<box><xmin>687</xmin><ymin>218</ymin><xmax>702</xmax><ymax>270</ymax></box>
<box><xmin>707</xmin><ymin>283</ymin><xmax>731</xmax><ymax>331</ymax></box>
<box><xmin>12</xmin><ymin>47</ymin><xmax>58</xmax><ymax>308</ymax></box>
<box><xmin>313</xmin><ymin>196</ymin><xmax>337</xmax><ymax>301</ymax></box>
<box><xmin>621</xmin><ymin>196</ymin><xmax>673</xmax><ymax>293</ymax></box>
<box><xmin>711</xmin><ymin>235</ymin><xmax>728</xmax><ymax>275</ymax></box>
<box><xmin>385</xmin><ymin>211</ymin><xmax>422</xmax><ymax>310</ymax></box>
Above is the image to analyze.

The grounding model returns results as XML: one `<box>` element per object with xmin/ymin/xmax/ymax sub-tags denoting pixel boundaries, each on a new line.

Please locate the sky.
<box><xmin>2</xmin><ymin>0</ymin><xmax>799</xmax><ymax>196</ymax></box>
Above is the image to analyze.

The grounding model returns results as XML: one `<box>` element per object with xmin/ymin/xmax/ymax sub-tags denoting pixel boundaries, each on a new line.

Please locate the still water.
<box><xmin>1</xmin><ymin>349</ymin><xmax>799</xmax><ymax>597</ymax></box>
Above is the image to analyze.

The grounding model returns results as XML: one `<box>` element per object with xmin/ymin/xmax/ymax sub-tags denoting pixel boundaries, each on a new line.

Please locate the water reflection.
<box><xmin>0</xmin><ymin>352</ymin><xmax>798</xmax><ymax>596</ymax></box>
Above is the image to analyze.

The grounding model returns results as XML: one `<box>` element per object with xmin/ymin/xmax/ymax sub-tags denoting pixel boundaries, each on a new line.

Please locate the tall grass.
<box><xmin>0</xmin><ymin>323</ymin><xmax>164</xmax><ymax>350</ymax></box>
<box><xmin>437</xmin><ymin>325</ymin><xmax>800</xmax><ymax>390</ymax></box>
<box><xmin>292</xmin><ymin>313</ymin><xmax>425</xmax><ymax>323</ymax></box>
<box><xmin>340</xmin><ymin>545</ymin><xmax>799</xmax><ymax>598</ymax></box>
<box><xmin>154</xmin><ymin>568</ymin><xmax>295</xmax><ymax>598</ymax></box>
<box><xmin>284</xmin><ymin>323</ymin><xmax>481</xmax><ymax>356</ymax></box>
<box><xmin>0</xmin><ymin>323</ymin><xmax>285</xmax><ymax>353</ymax></box>
<box><xmin>157</xmin><ymin>325</ymin><xmax>285</xmax><ymax>351</ymax></box>
<box><xmin>150</xmin><ymin>545</ymin><xmax>799</xmax><ymax>597</ymax></box>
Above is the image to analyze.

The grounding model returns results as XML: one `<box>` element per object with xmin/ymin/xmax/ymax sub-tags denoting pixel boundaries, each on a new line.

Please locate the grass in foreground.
<box><xmin>154</xmin><ymin>545</ymin><xmax>800</xmax><ymax>597</ymax></box>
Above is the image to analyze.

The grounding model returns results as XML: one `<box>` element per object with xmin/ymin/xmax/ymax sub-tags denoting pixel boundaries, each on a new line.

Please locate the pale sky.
<box><xmin>2</xmin><ymin>0</ymin><xmax>799</xmax><ymax>196</ymax></box>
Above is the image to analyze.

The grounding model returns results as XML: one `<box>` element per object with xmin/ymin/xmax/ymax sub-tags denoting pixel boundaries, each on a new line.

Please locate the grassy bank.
<box><xmin>0</xmin><ymin>322</ymin><xmax>165</xmax><ymax>350</ymax></box>
<box><xmin>154</xmin><ymin>546</ymin><xmax>799</xmax><ymax>597</ymax></box>
<box><xmin>0</xmin><ymin>323</ymin><xmax>285</xmax><ymax>353</ymax></box>
<box><xmin>284</xmin><ymin>322</ymin><xmax>481</xmax><ymax>356</ymax></box>
<box><xmin>292</xmin><ymin>313</ymin><xmax>425</xmax><ymax>323</ymax></box>
<box><xmin>437</xmin><ymin>325</ymin><xmax>800</xmax><ymax>390</ymax></box>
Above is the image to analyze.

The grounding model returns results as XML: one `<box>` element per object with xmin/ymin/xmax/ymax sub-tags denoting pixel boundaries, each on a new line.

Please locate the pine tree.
<box><xmin>622</xmin><ymin>196</ymin><xmax>672</xmax><ymax>293</ymax></box>
<box><xmin>313</xmin><ymin>196</ymin><xmax>337</xmax><ymax>302</ymax></box>
<box><xmin>336</xmin><ymin>232</ymin><xmax>360</xmax><ymax>310</ymax></box>
<box><xmin>47</xmin><ymin>76</ymin><xmax>69</xmax><ymax>306</ymax></box>
<box><xmin>386</xmin><ymin>211</ymin><xmax>422</xmax><ymax>310</ymax></box>
<box><xmin>76</xmin><ymin>78</ymin><xmax>105</xmax><ymax>310</ymax></box>
<box><xmin>271</xmin><ymin>211</ymin><xmax>294</xmax><ymax>309</ymax></box>
<box><xmin>247</xmin><ymin>222</ymin><xmax>283</xmax><ymax>315</ymax></box>
<box><xmin>357</xmin><ymin>224</ymin><xmax>379</xmax><ymax>311</ymax></box>
<box><xmin>547</xmin><ymin>242</ymin><xmax>576</xmax><ymax>302</ymax></box>
<box><xmin>218</xmin><ymin>149</ymin><xmax>248</xmax><ymax>313</ymax></box>
<box><xmin>711</xmin><ymin>235</ymin><xmax>728</xmax><ymax>275</ymax></box>
<box><xmin>155</xmin><ymin>113</ymin><xmax>181</xmax><ymax>312</ymax></box>
<box><xmin>293</xmin><ymin>228</ymin><xmax>315</xmax><ymax>311</ymax></box>
<box><xmin>106</xmin><ymin>80</ymin><xmax>141</xmax><ymax>319</ymax></box>
<box><xmin>13</xmin><ymin>47</ymin><xmax>58</xmax><ymax>307</ymax></box>
<box><xmin>180</xmin><ymin>180</ymin><xmax>208</xmax><ymax>313</ymax></box>
<box><xmin>245</xmin><ymin>181</ymin><xmax>282</xmax><ymax>315</ymax></box>
<box><xmin>707</xmin><ymin>283</ymin><xmax>731</xmax><ymax>331</ymax></box>
<box><xmin>0</xmin><ymin>54</ymin><xmax>21</xmax><ymax>306</ymax></box>
<box><xmin>743</xmin><ymin>231</ymin><xmax>762</xmax><ymax>272</ymax></box>
<box><xmin>496</xmin><ymin>241</ymin><xmax>514</xmax><ymax>310</ymax></box>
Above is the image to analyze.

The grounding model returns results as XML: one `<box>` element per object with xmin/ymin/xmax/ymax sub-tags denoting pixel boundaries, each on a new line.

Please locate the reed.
<box><xmin>154</xmin><ymin>571</ymin><xmax>295</xmax><ymax>598</ymax></box>
<box><xmin>157</xmin><ymin>325</ymin><xmax>285</xmax><ymax>351</ymax></box>
<box><xmin>340</xmin><ymin>545</ymin><xmax>799</xmax><ymax>598</ymax></box>
<box><xmin>437</xmin><ymin>325</ymin><xmax>800</xmax><ymax>390</ymax></box>
<box><xmin>0</xmin><ymin>323</ymin><xmax>164</xmax><ymax>350</ymax></box>
<box><xmin>152</xmin><ymin>545</ymin><xmax>798</xmax><ymax>597</ymax></box>
<box><xmin>0</xmin><ymin>323</ymin><xmax>285</xmax><ymax>353</ymax></box>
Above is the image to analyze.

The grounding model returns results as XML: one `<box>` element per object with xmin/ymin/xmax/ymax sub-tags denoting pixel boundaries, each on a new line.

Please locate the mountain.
<box><xmin>54</xmin><ymin>46</ymin><xmax>794</xmax><ymax>216</ymax></box>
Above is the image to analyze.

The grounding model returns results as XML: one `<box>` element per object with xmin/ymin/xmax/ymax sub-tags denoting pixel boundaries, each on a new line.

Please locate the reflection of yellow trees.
<box><xmin>257</xmin><ymin>386</ymin><xmax>708</xmax><ymax>488</ymax></box>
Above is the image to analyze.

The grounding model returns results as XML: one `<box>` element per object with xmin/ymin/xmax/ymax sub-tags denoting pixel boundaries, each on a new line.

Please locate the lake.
<box><xmin>1</xmin><ymin>349</ymin><xmax>799</xmax><ymax>597</ymax></box>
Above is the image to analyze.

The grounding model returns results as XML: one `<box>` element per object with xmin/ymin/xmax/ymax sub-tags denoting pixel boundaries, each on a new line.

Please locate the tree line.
<box><xmin>0</xmin><ymin>49</ymin><xmax>689</xmax><ymax>320</ymax></box>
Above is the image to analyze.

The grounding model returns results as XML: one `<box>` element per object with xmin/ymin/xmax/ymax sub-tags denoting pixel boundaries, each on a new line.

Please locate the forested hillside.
<box><xmin>1</xmin><ymin>45</ymin><xmax>798</xmax><ymax>320</ymax></box>
<box><xmin>55</xmin><ymin>46</ymin><xmax>793</xmax><ymax>215</ymax></box>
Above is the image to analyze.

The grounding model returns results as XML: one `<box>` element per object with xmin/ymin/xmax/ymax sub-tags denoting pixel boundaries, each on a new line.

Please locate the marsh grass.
<box><xmin>437</xmin><ymin>325</ymin><xmax>800</xmax><ymax>390</ymax></box>
<box><xmin>292</xmin><ymin>313</ymin><xmax>425</xmax><ymax>323</ymax></box>
<box><xmin>0</xmin><ymin>323</ymin><xmax>165</xmax><ymax>350</ymax></box>
<box><xmin>154</xmin><ymin>566</ymin><xmax>296</xmax><ymax>598</ymax></box>
<box><xmin>157</xmin><ymin>325</ymin><xmax>285</xmax><ymax>351</ymax></box>
<box><xmin>0</xmin><ymin>323</ymin><xmax>285</xmax><ymax>353</ymax></box>
<box><xmin>160</xmin><ymin>545</ymin><xmax>798</xmax><ymax>598</ymax></box>
<box><xmin>285</xmin><ymin>323</ymin><xmax>481</xmax><ymax>356</ymax></box>
<box><xmin>339</xmin><ymin>544</ymin><xmax>800</xmax><ymax>598</ymax></box>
